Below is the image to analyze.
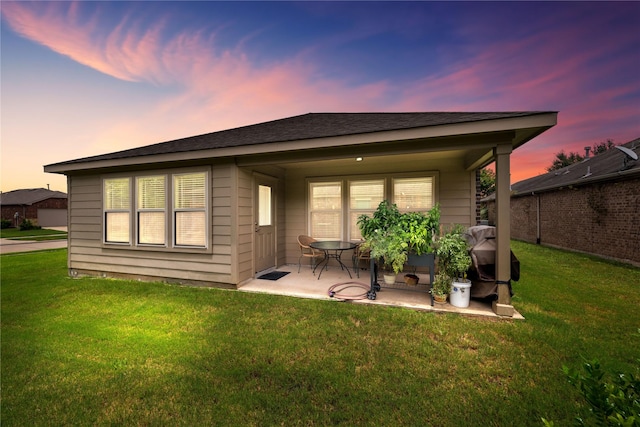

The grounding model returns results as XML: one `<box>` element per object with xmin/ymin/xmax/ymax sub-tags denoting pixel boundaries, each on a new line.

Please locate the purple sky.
<box><xmin>2</xmin><ymin>1</ymin><xmax>639</xmax><ymax>192</ymax></box>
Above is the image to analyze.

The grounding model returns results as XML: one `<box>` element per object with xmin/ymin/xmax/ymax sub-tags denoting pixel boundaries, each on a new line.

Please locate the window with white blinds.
<box><xmin>349</xmin><ymin>179</ymin><xmax>384</xmax><ymax>240</ymax></box>
<box><xmin>308</xmin><ymin>174</ymin><xmax>435</xmax><ymax>241</ymax></box>
<box><xmin>104</xmin><ymin>178</ymin><xmax>131</xmax><ymax>243</ymax></box>
<box><xmin>103</xmin><ymin>170</ymin><xmax>208</xmax><ymax>249</ymax></box>
<box><xmin>174</xmin><ymin>172</ymin><xmax>207</xmax><ymax>247</ymax></box>
<box><xmin>393</xmin><ymin>177</ymin><xmax>434</xmax><ymax>211</ymax></box>
<box><xmin>137</xmin><ymin>176</ymin><xmax>166</xmax><ymax>245</ymax></box>
<box><xmin>309</xmin><ymin>181</ymin><xmax>342</xmax><ymax>240</ymax></box>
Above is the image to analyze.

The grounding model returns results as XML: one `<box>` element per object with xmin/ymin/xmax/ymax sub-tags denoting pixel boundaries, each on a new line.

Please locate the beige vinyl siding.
<box><xmin>236</xmin><ymin>168</ymin><xmax>253</xmax><ymax>282</ymax></box>
<box><xmin>68</xmin><ymin>176</ymin><xmax>102</xmax><ymax>259</ymax></box>
<box><xmin>275</xmin><ymin>177</ymin><xmax>287</xmax><ymax>267</ymax></box>
<box><xmin>284</xmin><ymin>169</ymin><xmax>308</xmax><ymax>267</ymax></box>
<box><xmin>439</xmin><ymin>167</ymin><xmax>474</xmax><ymax>227</ymax></box>
<box><xmin>67</xmin><ymin>164</ymin><xmax>235</xmax><ymax>286</ymax></box>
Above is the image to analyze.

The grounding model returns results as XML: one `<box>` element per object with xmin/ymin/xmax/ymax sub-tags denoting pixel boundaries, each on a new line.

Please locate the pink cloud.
<box><xmin>2</xmin><ymin>1</ymin><xmax>637</xmax><ymax>188</ymax></box>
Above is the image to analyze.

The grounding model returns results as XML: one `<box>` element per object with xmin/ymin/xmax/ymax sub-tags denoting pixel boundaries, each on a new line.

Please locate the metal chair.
<box><xmin>297</xmin><ymin>235</ymin><xmax>324</xmax><ymax>274</ymax></box>
<box><xmin>352</xmin><ymin>242</ymin><xmax>371</xmax><ymax>278</ymax></box>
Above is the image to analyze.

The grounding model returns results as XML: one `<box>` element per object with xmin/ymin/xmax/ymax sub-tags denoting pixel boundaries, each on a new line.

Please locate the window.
<box><xmin>174</xmin><ymin>172</ymin><xmax>207</xmax><ymax>247</ymax></box>
<box><xmin>309</xmin><ymin>181</ymin><xmax>341</xmax><ymax>239</ymax></box>
<box><xmin>137</xmin><ymin>176</ymin><xmax>166</xmax><ymax>245</ymax></box>
<box><xmin>103</xmin><ymin>169</ymin><xmax>208</xmax><ymax>249</ymax></box>
<box><xmin>258</xmin><ymin>185</ymin><xmax>272</xmax><ymax>226</ymax></box>
<box><xmin>349</xmin><ymin>179</ymin><xmax>384</xmax><ymax>240</ymax></box>
<box><xmin>393</xmin><ymin>177</ymin><xmax>434</xmax><ymax>211</ymax></box>
<box><xmin>104</xmin><ymin>178</ymin><xmax>131</xmax><ymax>243</ymax></box>
<box><xmin>308</xmin><ymin>174</ymin><xmax>436</xmax><ymax>241</ymax></box>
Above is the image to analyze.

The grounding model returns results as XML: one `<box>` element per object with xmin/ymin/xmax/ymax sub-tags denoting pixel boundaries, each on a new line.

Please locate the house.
<box><xmin>0</xmin><ymin>188</ymin><xmax>68</xmax><ymax>227</ymax></box>
<box><xmin>486</xmin><ymin>137</ymin><xmax>640</xmax><ymax>266</ymax></box>
<box><xmin>44</xmin><ymin>112</ymin><xmax>557</xmax><ymax>316</ymax></box>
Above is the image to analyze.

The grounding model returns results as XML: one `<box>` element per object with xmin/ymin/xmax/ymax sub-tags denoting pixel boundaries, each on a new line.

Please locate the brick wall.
<box><xmin>488</xmin><ymin>176</ymin><xmax>640</xmax><ymax>266</ymax></box>
<box><xmin>1</xmin><ymin>198</ymin><xmax>68</xmax><ymax>225</ymax></box>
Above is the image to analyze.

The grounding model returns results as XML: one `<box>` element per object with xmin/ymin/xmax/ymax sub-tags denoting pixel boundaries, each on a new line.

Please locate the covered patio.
<box><xmin>239</xmin><ymin>263</ymin><xmax>524</xmax><ymax>319</ymax></box>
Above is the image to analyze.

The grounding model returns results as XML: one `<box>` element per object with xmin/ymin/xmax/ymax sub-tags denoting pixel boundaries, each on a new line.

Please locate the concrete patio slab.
<box><xmin>239</xmin><ymin>264</ymin><xmax>524</xmax><ymax>319</ymax></box>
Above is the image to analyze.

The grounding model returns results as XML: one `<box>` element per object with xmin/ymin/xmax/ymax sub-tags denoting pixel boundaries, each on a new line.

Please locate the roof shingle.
<box><xmin>0</xmin><ymin>188</ymin><xmax>68</xmax><ymax>205</ymax></box>
<box><xmin>510</xmin><ymin>137</ymin><xmax>640</xmax><ymax>195</ymax></box>
<box><xmin>47</xmin><ymin>111</ymin><xmax>552</xmax><ymax>167</ymax></box>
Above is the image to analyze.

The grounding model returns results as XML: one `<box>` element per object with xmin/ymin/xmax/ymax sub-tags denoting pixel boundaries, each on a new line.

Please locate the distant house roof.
<box><xmin>46</xmin><ymin>111</ymin><xmax>553</xmax><ymax>168</ymax></box>
<box><xmin>0</xmin><ymin>188</ymin><xmax>68</xmax><ymax>206</ymax></box>
<box><xmin>504</xmin><ymin>137</ymin><xmax>640</xmax><ymax>198</ymax></box>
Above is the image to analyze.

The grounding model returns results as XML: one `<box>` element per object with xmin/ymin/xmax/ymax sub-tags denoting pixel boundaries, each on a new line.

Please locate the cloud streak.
<box><xmin>1</xmin><ymin>1</ymin><xmax>638</xmax><ymax>188</ymax></box>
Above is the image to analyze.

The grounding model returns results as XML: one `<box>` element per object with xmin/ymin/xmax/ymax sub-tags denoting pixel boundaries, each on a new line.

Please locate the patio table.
<box><xmin>309</xmin><ymin>241</ymin><xmax>357</xmax><ymax>280</ymax></box>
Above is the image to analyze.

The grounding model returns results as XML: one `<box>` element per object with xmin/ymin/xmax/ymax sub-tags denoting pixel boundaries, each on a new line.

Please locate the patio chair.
<box><xmin>297</xmin><ymin>235</ymin><xmax>324</xmax><ymax>274</ymax></box>
<box><xmin>352</xmin><ymin>242</ymin><xmax>371</xmax><ymax>278</ymax></box>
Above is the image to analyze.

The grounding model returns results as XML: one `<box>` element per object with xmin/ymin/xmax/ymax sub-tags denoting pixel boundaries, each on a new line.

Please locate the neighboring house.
<box><xmin>44</xmin><ymin>112</ymin><xmax>557</xmax><ymax>316</ymax></box>
<box><xmin>486</xmin><ymin>137</ymin><xmax>640</xmax><ymax>266</ymax></box>
<box><xmin>0</xmin><ymin>188</ymin><xmax>68</xmax><ymax>227</ymax></box>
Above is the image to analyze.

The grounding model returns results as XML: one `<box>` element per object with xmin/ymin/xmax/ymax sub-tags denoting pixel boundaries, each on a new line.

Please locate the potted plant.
<box><xmin>401</xmin><ymin>205</ymin><xmax>440</xmax><ymax>271</ymax></box>
<box><xmin>434</xmin><ymin>225</ymin><xmax>473</xmax><ymax>307</ymax></box>
<box><xmin>358</xmin><ymin>201</ymin><xmax>407</xmax><ymax>284</ymax></box>
<box><xmin>431</xmin><ymin>273</ymin><xmax>451</xmax><ymax>303</ymax></box>
<box><xmin>358</xmin><ymin>201</ymin><xmax>440</xmax><ymax>286</ymax></box>
<box><xmin>400</xmin><ymin>205</ymin><xmax>440</xmax><ymax>256</ymax></box>
<box><xmin>360</xmin><ymin>224</ymin><xmax>408</xmax><ymax>284</ymax></box>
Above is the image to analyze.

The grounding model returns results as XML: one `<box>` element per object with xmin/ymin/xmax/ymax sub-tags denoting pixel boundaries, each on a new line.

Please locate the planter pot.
<box><xmin>383</xmin><ymin>272</ymin><xmax>397</xmax><ymax>285</ymax></box>
<box><xmin>404</xmin><ymin>274</ymin><xmax>419</xmax><ymax>286</ymax></box>
<box><xmin>450</xmin><ymin>279</ymin><xmax>472</xmax><ymax>308</ymax></box>
<box><xmin>407</xmin><ymin>252</ymin><xmax>435</xmax><ymax>268</ymax></box>
<box><xmin>433</xmin><ymin>294</ymin><xmax>448</xmax><ymax>304</ymax></box>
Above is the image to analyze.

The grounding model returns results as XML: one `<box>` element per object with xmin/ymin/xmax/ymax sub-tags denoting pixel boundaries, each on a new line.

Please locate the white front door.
<box><xmin>254</xmin><ymin>176</ymin><xmax>276</xmax><ymax>273</ymax></box>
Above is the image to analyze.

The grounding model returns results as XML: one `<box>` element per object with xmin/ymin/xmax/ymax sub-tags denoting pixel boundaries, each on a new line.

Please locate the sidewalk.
<box><xmin>0</xmin><ymin>227</ymin><xmax>68</xmax><ymax>254</ymax></box>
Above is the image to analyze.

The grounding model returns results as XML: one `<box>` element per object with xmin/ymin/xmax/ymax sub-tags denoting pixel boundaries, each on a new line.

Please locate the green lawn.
<box><xmin>1</xmin><ymin>243</ymin><xmax>638</xmax><ymax>426</ymax></box>
<box><xmin>0</xmin><ymin>228</ymin><xmax>67</xmax><ymax>240</ymax></box>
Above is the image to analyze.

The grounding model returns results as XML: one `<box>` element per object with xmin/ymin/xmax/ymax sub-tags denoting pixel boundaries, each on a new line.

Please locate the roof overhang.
<box><xmin>45</xmin><ymin>112</ymin><xmax>557</xmax><ymax>174</ymax></box>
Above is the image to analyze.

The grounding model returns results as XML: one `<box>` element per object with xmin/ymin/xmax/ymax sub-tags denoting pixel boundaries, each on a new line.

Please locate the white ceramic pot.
<box><xmin>383</xmin><ymin>273</ymin><xmax>396</xmax><ymax>285</ymax></box>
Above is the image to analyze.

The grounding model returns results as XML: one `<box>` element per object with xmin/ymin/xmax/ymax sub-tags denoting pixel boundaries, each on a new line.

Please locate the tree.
<box><xmin>591</xmin><ymin>138</ymin><xmax>616</xmax><ymax>155</ymax></box>
<box><xmin>546</xmin><ymin>139</ymin><xmax>617</xmax><ymax>172</ymax></box>
<box><xmin>547</xmin><ymin>150</ymin><xmax>584</xmax><ymax>172</ymax></box>
<box><xmin>478</xmin><ymin>168</ymin><xmax>495</xmax><ymax>198</ymax></box>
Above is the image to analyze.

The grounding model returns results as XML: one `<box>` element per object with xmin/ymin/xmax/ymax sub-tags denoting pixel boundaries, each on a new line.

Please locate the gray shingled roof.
<box><xmin>509</xmin><ymin>137</ymin><xmax>640</xmax><ymax>196</ymax></box>
<box><xmin>47</xmin><ymin>111</ymin><xmax>552</xmax><ymax>167</ymax></box>
<box><xmin>0</xmin><ymin>188</ymin><xmax>67</xmax><ymax>205</ymax></box>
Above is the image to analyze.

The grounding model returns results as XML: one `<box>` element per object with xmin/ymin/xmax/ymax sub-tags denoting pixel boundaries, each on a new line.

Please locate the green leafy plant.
<box><xmin>358</xmin><ymin>201</ymin><xmax>440</xmax><ymax>274</ymax></box>
<box><xmin>561</xmin><ymin>357</ymin><xmax>640</xmax><ymax>426</ymax></box>
<box><xmin>431</xmin><ymin>273</ymin><xmax>452</xmax><ymax>298</ymax></box>
<box><xmin>19</xmin><ymin>219</ymin><xmax>41</xmax><ymax>231</ymax></box>
<box><xmin>1</xmin><ymin>219</ymin><xmax>12</xmax><ymax>229</ymax></box>
<box><xmin>434</xmin><ymin>225</ymin><xmax>472</xmax><ymax>281</ymax></box>
<box><xmin>399</xmin><ymin>205</ymin><xmax>440</xmax><ymax>255</ymax></box>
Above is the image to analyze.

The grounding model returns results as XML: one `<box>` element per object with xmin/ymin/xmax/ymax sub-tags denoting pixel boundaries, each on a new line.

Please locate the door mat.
<box><xmin>257</xmin><ymin>271</ymin><xmax>290</xmax><ymax>281</ymax></box>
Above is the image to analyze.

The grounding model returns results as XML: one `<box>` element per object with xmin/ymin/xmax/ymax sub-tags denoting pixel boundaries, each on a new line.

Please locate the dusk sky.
<box><xmin>2</xmin><ymin>1</ymin><xmax>639</xmax><ymax>192</ymax></box>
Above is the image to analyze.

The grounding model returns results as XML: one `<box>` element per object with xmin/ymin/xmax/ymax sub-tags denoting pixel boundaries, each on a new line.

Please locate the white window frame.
<box><xmin>102</xmin><ymin>169</ymin><xmax>210</xmax><ymax>251</ymax></box>
<box><xmin>308</xmin><ymin>181</ymin><xmax>343</xmax><ymax>240</ymax></box>
<box><xmin>136</xmin><ymin>175</ymin><xmax>167</xmax><ymax>246</ymax></box>
<box><xmin>103</xmin><ymin>177</ymin><xmax>132</xmax><ymax>245</ymax></box>
<box><xmin>173</xmin><ymin>172</ymin><xmax>209</xmax><ymax>248</ymax></box>
<box><xmin>392</xmin><ymin>176</ymin><xmax>435</xmax><ymax>213</ymax></box>
<box><xmin>308</xmin><ymin>172</ymin><xmax>437</xmax><ymax>241</ymax></box>
<box><xmin>348</xmin><ymin>178</ymin><xmax>385</xmax><ymax>241</ymax></box>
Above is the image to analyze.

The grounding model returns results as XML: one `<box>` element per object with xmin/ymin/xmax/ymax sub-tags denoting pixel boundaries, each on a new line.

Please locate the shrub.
<box><xmin>1</xmin><ymin>219</ymin><xmax>12</xmax><ymax>229</ymax></box>
<box><xmin>558</xmin><ymin>358</ymin><xmax>640</xmax><ymax>426</ymax></box>
<box><xmin>19</xmin><ymin>219</ymin><xmax>41</xmax><ymax>231</ymax></box>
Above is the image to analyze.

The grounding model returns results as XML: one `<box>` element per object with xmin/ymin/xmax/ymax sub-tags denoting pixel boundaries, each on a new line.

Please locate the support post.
<box><xmin>493</xmin><ymin>144</ymin><xmax>515</xmax><ymax>317</ymax></box>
